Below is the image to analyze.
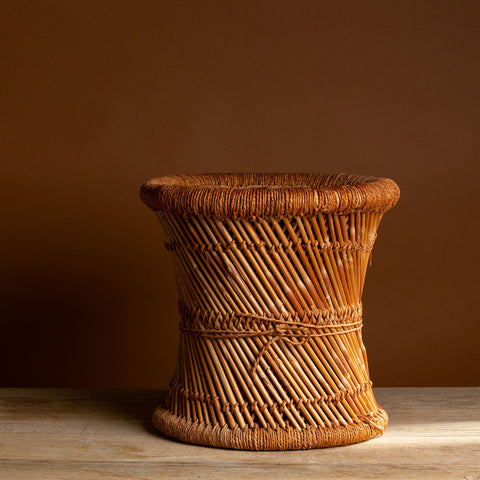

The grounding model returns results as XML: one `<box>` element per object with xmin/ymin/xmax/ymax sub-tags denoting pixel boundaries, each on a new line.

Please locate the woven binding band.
<box><xmin>140</xmin><ymin>173</ymin><xmax>400</xmax><ymax>218</ymax></box>
<box><xmin>179</xmin><ymin>304</ymin><xmax>363</xmax><ymax>376</ymax></box>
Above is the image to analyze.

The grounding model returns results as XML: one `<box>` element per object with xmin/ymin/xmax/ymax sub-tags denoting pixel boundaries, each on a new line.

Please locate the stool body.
<box><xmin>141</xmin><ymin>173</ymin><xmax>400</xmax><ymax>450</ymax></box>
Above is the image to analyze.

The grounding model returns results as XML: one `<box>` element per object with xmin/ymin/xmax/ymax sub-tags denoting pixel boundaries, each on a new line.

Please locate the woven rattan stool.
<box><xmin>140</xmin><ymin>173</ymin><xmax>400</xmax><ymax>450</ymax></box>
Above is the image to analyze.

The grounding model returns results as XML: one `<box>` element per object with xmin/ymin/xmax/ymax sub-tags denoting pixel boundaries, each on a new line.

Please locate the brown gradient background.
<box><xmin>2</xmin><ymin>1</ymin><xmax>479</xmax><ymax>387</ymax></box>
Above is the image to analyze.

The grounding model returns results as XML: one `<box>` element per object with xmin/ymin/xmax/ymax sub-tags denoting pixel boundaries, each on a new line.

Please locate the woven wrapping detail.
<box><xmin>169</xmin><ymin>378</ymin><xmax>373</xmax><ymax>410</ymax></box>
<box><xmin>178</xmin><ymin>305</ymin><xmax>364</xmax><ymax>376</ymax></box>
<box><xmin>165</xmin><ymin>238</ymin><xmax>376</xmax><ymax>255</ymax></box>
<box><xmin>178</xmin><ymin>303</ymin><xmax>363</xmax><ymax>333</ymax></box>
<box><xmin>140</xmin><ymin>173</ymin><xmax>400</xmax><ymax>218</ymax></box>
<box><xmin>153</xmin><ymin>407</ymin><xmax>388</xmax><ymax>450</ymax></box>
<box><xmin>142</xmin><ymin>173</ymin><xmax>399</xmax><ymax>450</ymax></box>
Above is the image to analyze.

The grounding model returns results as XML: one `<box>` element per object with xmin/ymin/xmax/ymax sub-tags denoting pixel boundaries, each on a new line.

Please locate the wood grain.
<box><xmin>0</xmin><ymin>388</ymin><xmax>479</xmax><ymax>479</ymax></box>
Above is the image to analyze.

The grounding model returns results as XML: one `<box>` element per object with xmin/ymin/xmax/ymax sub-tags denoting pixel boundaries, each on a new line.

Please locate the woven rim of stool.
<box><xmin>140</xmin><ymin>173</ymin><xmax>400</xmax><ymax>218</ymax></box>
<box><xmin>153</xmin><ymin>405</ymin><xmax>388</xmax><ymax>450</ymax></box>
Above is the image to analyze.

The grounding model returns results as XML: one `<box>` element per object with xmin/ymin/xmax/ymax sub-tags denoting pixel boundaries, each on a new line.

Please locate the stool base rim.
<box><xmin>152</xmin><ymin>405</ymin><xmax>388</xmax><ymax>451</ymax></box>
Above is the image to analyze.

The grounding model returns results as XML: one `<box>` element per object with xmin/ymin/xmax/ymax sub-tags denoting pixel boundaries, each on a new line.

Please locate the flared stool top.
<box><xmin>140</xmin><ymin>173</ymin><xmax>400</xmax><ymax>219</ymax></box>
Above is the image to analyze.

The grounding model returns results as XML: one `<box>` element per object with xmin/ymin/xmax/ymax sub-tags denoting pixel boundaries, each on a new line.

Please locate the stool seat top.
<box><xmin>140</xmin><ymin>173</ymin><xmax>400</xmax><ymax>218</ymax></box>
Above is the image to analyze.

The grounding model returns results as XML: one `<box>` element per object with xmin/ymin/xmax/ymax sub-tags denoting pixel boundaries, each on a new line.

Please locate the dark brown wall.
<box><xmin>2</xmin><ymin>1</ymin><xmax>479</xmax><ymax>387</ymax></box>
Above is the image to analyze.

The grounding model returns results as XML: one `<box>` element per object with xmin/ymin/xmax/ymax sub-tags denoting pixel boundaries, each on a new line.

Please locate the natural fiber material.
<box><xmin>153</xmin><ymin>406</ymin><xmax>388</xmax><ymax>450</ymax></box>
<box><xmin>140</xmin><ymin>173</ymin><xmax>399</xmax><ymax>219</ymax></box>
<box><xmin>141</xmin><ymin>173</ymin><xmax>399</xmax><ymax>450</ymax></box>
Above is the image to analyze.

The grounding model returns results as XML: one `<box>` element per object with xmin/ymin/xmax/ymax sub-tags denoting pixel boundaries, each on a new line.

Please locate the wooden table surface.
<box><xmin>0</xmin><ymin>388</ymin><xmax>479</xmax><ymax>479</ymax></box>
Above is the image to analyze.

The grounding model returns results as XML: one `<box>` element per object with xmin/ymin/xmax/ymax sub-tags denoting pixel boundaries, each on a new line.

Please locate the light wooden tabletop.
<box><xmin>0</xmin><ymin>388</ymin><xmax>479</xmax><ymax>479</ymax></box>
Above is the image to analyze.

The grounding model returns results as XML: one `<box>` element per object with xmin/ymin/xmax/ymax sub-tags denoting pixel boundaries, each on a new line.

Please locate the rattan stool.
<box><xmin>140</xmin><ymin>173</ymin><xmax>400</xmax><ymax>450</ymax></box>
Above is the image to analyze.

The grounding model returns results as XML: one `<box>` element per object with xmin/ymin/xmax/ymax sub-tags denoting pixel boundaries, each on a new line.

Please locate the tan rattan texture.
<box><xmin>140</xmin><ymin>173</ymin><xmax>399</xmax><ymax>218</ymax></box>
<box><xmin>141</xmin><ymin>173</ymin><xmax>400</xmax><ymax>450</ymax></box>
